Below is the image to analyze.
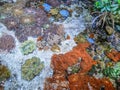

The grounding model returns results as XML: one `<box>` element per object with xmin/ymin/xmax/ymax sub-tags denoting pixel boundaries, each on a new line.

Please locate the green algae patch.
<box><xmin>20</xmin><ymin>40</ymin><xmax>36</xmax><ymax>55</ymax></box>
<box><xmin>21</xmin><ymin>57</ymin><xmax>44</xmax><ymax>81</ymax></box>
<box><xmin>0</xmin><ymin>65</ymin><xmax>11</xmax><ymax>82</ymax></box>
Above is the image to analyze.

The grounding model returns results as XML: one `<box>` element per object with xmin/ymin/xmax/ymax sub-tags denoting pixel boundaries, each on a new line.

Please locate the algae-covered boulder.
<box><xmin>21</xmin><ymin>57</ymin><xmax>44</xmax><ymax>81</ymax></box>
<box><xmin>20</xmin><ymin>40</ymin><xmax>36</xmax><ymax>55</ymax></box>
<box><xmin>0</xmin><ymin>65</ymin><xmax>11</xmax><ymax>82</ymax></box>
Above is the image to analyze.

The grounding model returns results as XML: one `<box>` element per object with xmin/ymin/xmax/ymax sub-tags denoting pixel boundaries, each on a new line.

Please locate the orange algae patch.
<box><xmin>106</xmin><ymin>49</ymin><xmax>120</xmax><ymax>62</ymax></box>
<box><xmin>44</xmin><ymin>42</ymin><xmax>115</xmax><ymax>90</ymax></box>
<box><xmin>51</xmin><ymin>42</ymin><xmax>96</xmax><ymax>73</ymax></box>
<box><xmin>68</xmin><ymin>74</ymin><xmax>115</xmax><ymax>90</ymax></box>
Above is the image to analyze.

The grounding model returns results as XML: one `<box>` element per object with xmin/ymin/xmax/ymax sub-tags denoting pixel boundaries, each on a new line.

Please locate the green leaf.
<box><xmin>111</xmin><ymin>6</ymin><xmax>118</xmax><ymax>11</ymax></box>
<box><xmin>101</xmin><ymin>7</ymin><xmax>106</xmax><ymax>12</ymax></box>
<box><xmin>103</xmin><ymin>0</ymin><xmax>109</xmax><ymax>3</ymax></box>
<box><xmin>95</xmin><ymin>1</ymin><xmax>100</xmax><ymax>8</ymax></box>
<box><xmin>106</xmin><ymin>6</ymin><xmax>111</xmax><ymax>11</ymax></box>
<box><xmin>118</xmin><ymin>0</ymin><xmax>120</xmax><ymax>4</ymax></box>
<box><xmin>118</xmin><ymin>10</ymin><xmax>120</xmax><ymax>14</ymax></box>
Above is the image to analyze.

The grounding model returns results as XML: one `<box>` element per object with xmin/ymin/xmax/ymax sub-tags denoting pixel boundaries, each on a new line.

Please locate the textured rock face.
<box><xmin>21</xmin><ymin>57</ymin><xmax>44</xmax><ymax>81</ymax></box>
<box><xmin>0</xmin><ymin>34</ymin><xmax>15</xmax><ymax>52</ymax></box>
<box><xmin>0</xmin><ymin>65</ymin><xmax>11</xmax><ymax>83</ymax></box>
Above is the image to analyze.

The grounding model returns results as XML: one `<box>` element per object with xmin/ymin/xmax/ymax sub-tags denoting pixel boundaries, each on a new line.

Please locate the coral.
<box><xmin>44</xmin><ymin>41</ymin><xmax>115</xmax><ymax>89</ymax></box>
<box><xmin>21</xmin><ymin>57</ymin><xmax>44</xmax><ymax>81</ymax></box>
<box><xmin>51</xmin><ymin>44</ymin><xmax>60</xmax><ymax>52</ymax></box>
<box><xmin>0</xmin><ymin>65</ymin><xmax>11</xmax><ymax>83</ymax></box>
<box><xmin>51</xmin><ymin>42</ymin><xmax>96</xmax><ymax>73</ymax></box>
<box><xmin>46</xmin><ymin>0</ymin><xmax>60</xmax><ymax>7</ymax></box>
<box><xmin>103</xmin><ymin>62</ymin><xmax>120</xmax><ymax>79</ymax></box>
<box><xmin>59</xmin><ymin>9</ymin><xmax>70</xmax><ymax>18</ymax></box>
<box><xmin>68</xmin><ymin>74</ymin><xmax>115</xmax><ymax>90</ymax></box>
<box><xmin>42</xmin><ymin>3</ymin><xmax>52</xmax><ymax>12</ymax></box>
<box><xmin>0</xmin><ymin>34</ymin><xmax>15</xmax><ymax>52</ymax></box>
<box><xmin>20</xmin><ymin>15</ymin><xmax>35</xmax><ymax>25</ymax></box>
<box><xmin>106</xmin><ymin>49</ymin><xmax>120</xmax><ymax>62</ymax></box>
<box><xmin>74</xmin><ymin>34</ymin><xmax>87</xmax><ymax>44</ymax></box>
<box><xmin>67</xmin><ymin>59</ymin><xmax>81</xmax><ymax>75</ymax></box>
<box><xmin>1</xmin><ymin>17</ymin><xmax>19</xmax><ymax>30</ymax></box>
<box><xmin>20</xmin><ymin>40</ymin><xmax>36</xmax><ymax>55</ymax></box>
<box><xmin>37</xmin><ymin>24</ymin><xmax>65</xmax><ymax>49</ymax></box>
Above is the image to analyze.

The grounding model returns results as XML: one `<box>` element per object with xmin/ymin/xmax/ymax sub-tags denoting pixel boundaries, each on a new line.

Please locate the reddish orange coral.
<box><xmin>68</xmin><ymin>74</ymin><xmax>115</xmax><ymax>90</ymax></box>
<box><xmin>106</xmin><ymin>49</ymin><xmax>120</xmax><ymax>62</ymax></box>
<box><xmin>51</xmin><ymin>42</ymin><xmax>96</xmax><ymax>73</ymax></box>
<box><xmin>44</xmin><ymin>43</ymin><xmax>115</xmax><ymax>90</ymax></box>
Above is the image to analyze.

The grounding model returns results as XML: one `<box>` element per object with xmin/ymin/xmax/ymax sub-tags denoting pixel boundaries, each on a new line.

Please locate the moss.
<box><xmin>20</xmin><ymin>40</ymin><xmax>36</xmax><ymax>55</ymax></box>
<box><xmin>21</xmin><ymin>57</ymin><xmax>44</xmax><ymax>81</ymax></box>
<box><xmin>0</xmin><ymin>65</ymin><xmax>11</xmax><ymax>82</ymax></box>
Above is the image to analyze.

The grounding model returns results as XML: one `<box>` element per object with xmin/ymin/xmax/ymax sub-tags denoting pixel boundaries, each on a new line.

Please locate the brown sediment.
<box><xmin>44</xmin><ymin>43</ymin><xmax>116</xmax><ymax>90</ymax></box>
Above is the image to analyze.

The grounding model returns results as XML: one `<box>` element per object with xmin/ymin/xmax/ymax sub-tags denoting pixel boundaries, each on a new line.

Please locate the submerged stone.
<box><xmin>21</xmin><ymin>57</ymin><xmax>44</xmax><ymax>81</ymax></box>
<box><xmin>105</xmin><ymin>26</ymin><xmax>114</xmax><ymax>35</ymax></box>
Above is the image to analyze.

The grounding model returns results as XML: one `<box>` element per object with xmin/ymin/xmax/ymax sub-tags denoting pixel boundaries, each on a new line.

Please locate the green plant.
<box><xmin>95</xmin><ymin>0</ymin><xmax>120</xmax><ymax>14</ymax></box>
<box><xmin>93</xmin><ymin>0</ymin><xmax>120</xmax><ymax>27</ymax></box>
<box><xmin>103</xmin><ymin>62</ymin><xmax>120</xmax><ymax>79</ymax></box>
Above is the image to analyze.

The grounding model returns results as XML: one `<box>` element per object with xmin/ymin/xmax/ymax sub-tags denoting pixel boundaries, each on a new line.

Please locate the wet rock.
<box><xmin>105</xmin><ymin>26</ymin><xmax>114</xmax><ymax>35</ymax></box>
<box><xmin>0</xmin><ymin>65</ymin><xmax>11</xmax><ymax>83</ymax></box>
<box><xmin>20</xmin><ymin>40</ymin><xmax>36</xmax><ymax>55</ymax></box>
<box><xmin>0</xmin><ymin>34</ymin><xmax>15</xmax><ymax>52</ymax></box>
<box><xmin>21</xmin><ymin>57</ymin><xmax>44</xmax><ymax>81</ymax></box>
